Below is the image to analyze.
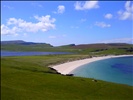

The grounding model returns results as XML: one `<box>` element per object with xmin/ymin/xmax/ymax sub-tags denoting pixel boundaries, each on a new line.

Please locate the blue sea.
<box><xmin>70</xmin><ymin>56</ymin><xmax>133</xmax><ymax>86</ymax></box>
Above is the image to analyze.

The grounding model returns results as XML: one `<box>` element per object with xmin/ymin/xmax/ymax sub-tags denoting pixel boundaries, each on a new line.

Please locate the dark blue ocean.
<box><xmin>71</xmin><ymin>56</ymin><xmax>133</xmax><ymax>86</ymax></box>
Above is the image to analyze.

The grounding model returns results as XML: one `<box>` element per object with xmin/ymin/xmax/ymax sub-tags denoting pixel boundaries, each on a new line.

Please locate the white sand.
<box><xmin>50</xmin><ymin>55</ymin><xmax>133</xmax><ymax>75</ymax></box>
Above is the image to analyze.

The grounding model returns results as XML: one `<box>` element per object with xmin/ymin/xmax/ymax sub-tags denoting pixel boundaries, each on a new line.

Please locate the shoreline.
<box><xmin>50</xmin><ymin>55</ymin><xmax>133</xmax><ymax>75</ymax></box>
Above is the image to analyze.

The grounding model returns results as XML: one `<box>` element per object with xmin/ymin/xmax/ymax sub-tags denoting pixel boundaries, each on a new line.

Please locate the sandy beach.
<box><xmin>50</xmin><ymin>55</ymin><xmax>133</xmax><ymax>75</ymax></box>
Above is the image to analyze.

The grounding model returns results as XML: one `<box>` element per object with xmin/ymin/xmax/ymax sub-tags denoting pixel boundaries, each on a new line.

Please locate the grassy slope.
<box><xmin>1</xmin><ymin>55</ymin><xmax>133</xmax><ymax>100</ymax></box>
<box><xmin>81</xmin><ymin>48</ymin><xmax>133</xmax><ymax>55</ymax></box>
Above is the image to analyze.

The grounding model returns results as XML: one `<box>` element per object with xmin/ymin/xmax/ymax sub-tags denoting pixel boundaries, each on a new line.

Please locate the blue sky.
<box><xmin>1</xmin><ymin>1</ymin><xmax>133</xmax><ymax>46</ymax></box>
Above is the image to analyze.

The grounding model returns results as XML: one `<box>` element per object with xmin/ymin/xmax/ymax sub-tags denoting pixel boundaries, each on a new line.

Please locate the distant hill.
<box><xmin>1</xmin><ymin>40</ymin><xmax>133</xmax><ymax>54</ymax></box>
<box><xmin>1</xmin><ymin>40</ymin><xmax>53</xmax><ymax>47</ymax></box>
<box><xmin>1</xmin><ymin>40</ymin><xmax>26</xmax><ymax>44</ymax></box>
<box><xmin>58</xmin><ymin>44</ymin><xmax>76</xmax><ymax>48</ymax></box>
<box><xmin>1</xmin><ymin>40</ymin><xmax>54</xmax><ymax>51</ymax></box>
<box><xmin>70</xmin><ymin>43</ymin><xmax>132</xmax><ymax>49</ymax></box>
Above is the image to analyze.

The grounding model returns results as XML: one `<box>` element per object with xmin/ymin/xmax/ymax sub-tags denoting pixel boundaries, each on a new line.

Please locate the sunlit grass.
<box><xmin>1</xmin><ymin>55</ymin><xmax>133</xmax><ymax>100</ymax></box>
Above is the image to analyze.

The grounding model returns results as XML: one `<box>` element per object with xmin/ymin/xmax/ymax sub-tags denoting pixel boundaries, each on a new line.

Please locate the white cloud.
<box><xmin>34</xmin><ymin>15</ymin><xmax>56</xmax><ymax>23</ymax></box>
<box><xmin>104</xmin><ymin>13</ymin><xmax>113</xmax><ymax>19</ymax></box>
<box><xmin>53</xmin><ymin>5</ymin><xmax>65</xmax><ymax>14</ymax></box>
<box><xmin>74</xmin><ymin>1</ymin><xmax>99</xmax><ymax>10</ymax></box>
<box><xmin>95</xmin><ymin>22</ymin><xmax>111</xmax><ymax>28</ymax></box>
<box><xmin>58</xmin><ymin>5</ymin><xmax>65</xmax><ymax>14</ymax></box>
<box><xmin>1</xmin><ymin>24</ymin><xmax>20</xmax><ymax>35</ymax></box>
<box><xmin>101</xmin><ymin>38</ymin><xmax>133</xmax><ymax>44</ymax></box>
<box><xmin>1</xmin><ymin>15</ymin><xmax>56</xmax><ymax>35</ymax></box>
<box><xmin>118</xmin><ymin>1</ymin><xmax>133</xmax><ymax>20</ymax></box>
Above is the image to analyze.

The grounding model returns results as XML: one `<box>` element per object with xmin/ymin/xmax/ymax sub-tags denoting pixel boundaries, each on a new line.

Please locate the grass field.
<box><xmin>1</xmin><ymin>55</ymin><xmax>133</xmax><ymax>100</ymax></box>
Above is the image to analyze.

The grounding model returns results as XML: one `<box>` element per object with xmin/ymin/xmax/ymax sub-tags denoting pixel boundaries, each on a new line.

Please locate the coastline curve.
<box><xmin>50</xmin><ymin>55</ymin><xmax>133</xmax><ymax>75</ymax></box>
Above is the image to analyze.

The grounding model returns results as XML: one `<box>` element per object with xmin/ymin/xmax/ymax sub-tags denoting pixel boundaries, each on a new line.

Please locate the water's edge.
<box><xmin>70</xmin><ymin>56</ymin><xmax>133</xmax><ymax>86</ymax></box>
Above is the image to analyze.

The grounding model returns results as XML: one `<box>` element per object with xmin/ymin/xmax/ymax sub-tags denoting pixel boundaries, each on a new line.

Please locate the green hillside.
<box><xmin>1</xmin><ymin>40</ymin><xmax>133</xmax><ymax>100</ymax></box>
<box><xmin>1</xmin><ymin>55</ymin><xmax>133</xmax><ymax>100</ymax></box>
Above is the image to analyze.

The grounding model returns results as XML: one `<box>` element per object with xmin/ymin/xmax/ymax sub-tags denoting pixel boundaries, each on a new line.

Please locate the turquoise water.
<box><xmin>71</xmin><ymin>56</ymin><xmax>133</xmax><ymax>86</ymax></box>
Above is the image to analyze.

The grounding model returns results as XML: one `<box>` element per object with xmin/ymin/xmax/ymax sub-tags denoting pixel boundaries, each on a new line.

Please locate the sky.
<box><xmin>1</xmin><ymin>1</ymin><xmax>133</xmax><ymax>46</ymax></box>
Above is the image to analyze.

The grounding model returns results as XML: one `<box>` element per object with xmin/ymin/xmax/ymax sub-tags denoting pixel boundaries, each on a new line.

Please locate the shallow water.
<box><xmin>71</xmin><ymin>56</ymin><xmax>133</xmax><ymax>86</ymax></box>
